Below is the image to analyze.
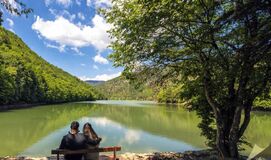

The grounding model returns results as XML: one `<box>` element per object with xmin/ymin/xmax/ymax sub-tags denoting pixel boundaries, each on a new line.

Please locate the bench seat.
<box><xmin>51</xmin><ymin>146</ymin><xmax>121</xmax><ymax>160</ymax></box>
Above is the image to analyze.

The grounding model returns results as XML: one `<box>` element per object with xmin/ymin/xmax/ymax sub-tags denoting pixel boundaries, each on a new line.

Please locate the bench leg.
<box><xmin>113</xmin><ymin>149</ymin><xmax>116</xmax><ymax>160</ymax></box>
<box><xmin>57</xmin><ymin>153</ymin><xmax>59</xmax><ymax>160</ymax></box>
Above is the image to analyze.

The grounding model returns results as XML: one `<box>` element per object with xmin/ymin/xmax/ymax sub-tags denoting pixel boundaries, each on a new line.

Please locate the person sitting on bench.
<box><xmin>83</xmin><ymin>122</ymin><xmax>101</xmax><ymax>160</ymax></box>
<box><xmin>59</xmin><ymin>121</ymin><xmax>102</xmax><ymax>160</ymax></box>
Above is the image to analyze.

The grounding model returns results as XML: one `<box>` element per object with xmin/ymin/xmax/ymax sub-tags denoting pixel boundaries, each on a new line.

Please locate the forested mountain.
<box><xmin>97</xmin><ymin>76</ymin><xmax>271</xmax><ymax>108</ymax></box>
<box><xmin>85</xmin><ymin>80</ymin><xmax>105</xmax><ymax>86</ymax></box>
<box><xmin>95</xmin><ymin>76</ymin><xmax>155</xmax><ymax>100</ymax></box>
<box><xmin>96</xmin><ymin>76</ymin><xmax>187</xmax><ymax>103</ymax></box>
<box><xmin>0</xmin><ymin>27</ymin><xmax>100</xmax><ymax>105</ymax></box>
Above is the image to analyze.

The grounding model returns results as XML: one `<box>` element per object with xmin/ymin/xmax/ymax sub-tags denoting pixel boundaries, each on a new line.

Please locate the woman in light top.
<box><xmin>83</xmin><ymin>122</ymin><xmax>101</xmax><ymax>160</ymax></box>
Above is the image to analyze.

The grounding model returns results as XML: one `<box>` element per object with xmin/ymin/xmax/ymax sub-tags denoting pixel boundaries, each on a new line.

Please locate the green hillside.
<box><xmin>0</xmin><ymin>27</ymin><xmax>100</xmax><ymax>105</ymax></box>
<box><xmin>96</xmin><ymin>77</ymin><xmax>187</xmax><ymax>103</ymax></box>
<box><xmin>96</xmin><ymin>76</ymin><xmax>271</xmax><ymax>108</ymax></box>
<box><xmin>95</xmin><ymin>76</ymin><xmax>155</xmax><ymax>100</ymax></box>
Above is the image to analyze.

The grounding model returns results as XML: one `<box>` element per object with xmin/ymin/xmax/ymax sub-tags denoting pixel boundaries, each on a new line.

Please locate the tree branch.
<box><xmin>238</xmin><ymin>102</ymin><xmax>252</xmax><ymax>139</ymax></box>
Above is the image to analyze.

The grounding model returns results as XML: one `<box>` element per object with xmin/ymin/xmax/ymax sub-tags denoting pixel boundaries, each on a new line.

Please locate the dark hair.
<box><xmin>70</xmin><ymin>121</ymin><xmax>79</xmax><ymax>130</ymax></box>
<box><xmin>83</xmin><ymin>122</ymin><xmax>98</xmax><ymax>139</ymax></box>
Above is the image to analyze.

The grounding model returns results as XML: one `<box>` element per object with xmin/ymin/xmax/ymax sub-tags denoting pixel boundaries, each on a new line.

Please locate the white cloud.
<box><xmin>89</xmin><ymin>117</ymin><xmax>122</xmax><ymax>129</ymax></box>
<box><xmin>77</xmin><ymin>22</ymin><xmax>83</xmax><ymax>28</ymax></box>
<box><xmin>71</xmin><ymin>47</ymin><xmax>85</xmax><ymax>56</ymax></box>
<box><xmin>58</xmin><ymin>0</ymin><xmax>72</xmax><ymax>7</ymax></box>
<box><xmin>86</xmin><ymin>0</ymin><xmax>91</xmax><ymax>7</ymax></box>
<box><xmin>32</xmin><ymin>15</ymin><xmax>112</xmax><ymax>52</ymax></box>
<box><xmin>63</xmin><ymin>10</ymin><xmax>76</xmax><ymax>21</ymax></box>
<box><xmin>87</xmin><ymin>0</ymin><xmax>112</xmax><ymax>8</ymax></box>
<box><xmin>6</xmin><ymin>18</ymin><xmax>14</xmax><ymax>27</ymax></box>
<box><xmin>93</xmin><ymin>54</ymin><xmax>108</xmax><ymax>64</ymax></box>
<box><xmin>49</xmin><ymin>9</ymin><xmax>76</xmax><ymax>21</ymax></box>
<box><xmin>93</xmin><ymin>65</ymin><xmax>99</xmax><ymax>70</ymax></box>
<box><xmin>45</xmin><ymin>0</ymin><xmax>72</xmax><ymax>7</ymax></box>
<box><xmin>8</xmin><ymin>28</ymin><xmax>15</xmax><ymax>33</ymax></box>
<box><xmin>75</xmin><ymin>0</ymin><xmax>81</xmax><ymax>5</ymax></box>
<box><xmin>79</xmin><ymin>76</ymin><xmax>92</xmax><ymax>81</ymax></box>
<box><xmin>7</xmin><ymin>0</ymin><xmax>18</xmax><ymax>9</ymax></box>
<box><xmin>77</xmin><ymin>12</ymin><xmax>85</xmax><ymax>20</ymax></box>
<box><xmin>80</xmin><ymin>63</ymin><xmax>86</xmax><ymax>66</ymax></box>
<box><xmin>45</xmin><ymin>0</ymin><xmax>51</xmax><ymax>6</ymax></box>
<box><xmin>45</xmin><ymin>42</ymin><xmax>65</xmax><ymax>52</ymax></box>
<box><xmin>48</xmin><ymin>8</ymin><xmax>56</xmax><ymax>15</ymax></box>
<box><xmin>124</xmin><ymin>130</ymin><xmax>141</xmax><ymax>144</ymax></box>
<box><xmin>79</xmin><ymin>72</ymin><xmax>121</xmax><ymax>81</ymax></box>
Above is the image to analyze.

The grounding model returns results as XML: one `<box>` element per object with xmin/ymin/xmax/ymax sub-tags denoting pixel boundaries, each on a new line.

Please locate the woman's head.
<box><xmin>83</xmin><ymin>122</ymin><xmax>92</xmax><ymax>133</ymax></box>
<box><xmin>83</xmin><ymin>122</ymin><xmax>98</xmax><ymax>139</ymax></box>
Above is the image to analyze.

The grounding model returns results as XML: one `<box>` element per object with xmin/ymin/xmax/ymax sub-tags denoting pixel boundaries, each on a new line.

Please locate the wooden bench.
<box><xmin>51</xmin><ymin>146</ymin><xmax>121</xmax><ymax>160</ymax></box>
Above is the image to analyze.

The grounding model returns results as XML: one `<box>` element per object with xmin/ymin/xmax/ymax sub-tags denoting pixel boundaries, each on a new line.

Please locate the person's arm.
<box><xmin>59</xmin><ymin>136</ymin><xmax>66</xmax><ymax>149</ymax></box>
<box><xmin>85</xmin><ymin>136</ymin><xmax>102</xmax><ymax>145</ymax></box>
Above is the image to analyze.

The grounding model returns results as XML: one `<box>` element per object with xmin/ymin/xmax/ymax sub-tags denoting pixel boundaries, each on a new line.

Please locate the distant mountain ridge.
<box><xmin>94</xmin><ymin>74</ymin><xmax>271</xmax><ymax>108</ymax></box>
<box><xmin>94</xmin><ymin>76</ymin><xmax>184</xmax><ymax>103</ymax></box>
<box><xmin>85</xmin><ymin>80</ymin><xmax>105</xmax><ymax>85</ymax></box>
<box><xmin>94</xmin><ymin>76</ymin><xmax>156</xmax><ymax>100</ymax></box>
<box><xmin>0</xmin><ymin>27</ymin><xmax>100</xmax><ymax>105</ymax></box>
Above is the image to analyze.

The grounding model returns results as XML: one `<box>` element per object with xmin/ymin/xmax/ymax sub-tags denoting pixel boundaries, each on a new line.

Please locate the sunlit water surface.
<box><xmin>0</xmin><ymin>100</ymin><xmax>270</xmax><ymax>156</ymax></box>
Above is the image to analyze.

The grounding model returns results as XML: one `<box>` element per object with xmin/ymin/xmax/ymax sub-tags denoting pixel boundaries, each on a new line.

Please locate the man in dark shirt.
<box><xmin>59</xmin><ymin>121</ymin><xmax>102</xmax><ymax>160</ymax></box>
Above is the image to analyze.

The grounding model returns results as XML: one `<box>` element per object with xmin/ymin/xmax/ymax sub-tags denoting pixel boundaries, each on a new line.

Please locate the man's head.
<box><xmin>70</xmin><ymin>121</ymin><xmax>79</xmax><ymax>134</ymax></box>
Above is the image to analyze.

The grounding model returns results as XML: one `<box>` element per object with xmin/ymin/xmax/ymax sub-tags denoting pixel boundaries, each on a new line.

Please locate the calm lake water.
<box><xmin>0</xmin><ymin>100</ymin><xmax>270</xmax><ymax>157</ymax></box>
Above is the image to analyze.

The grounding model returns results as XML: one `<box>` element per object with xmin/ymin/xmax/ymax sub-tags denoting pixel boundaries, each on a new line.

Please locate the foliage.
<box><xmin>254</xmin><ymin>87</ymin><xmax>271</xmax><ymax>108</ymax></box>
<box><xmin>0</xmin><ymin>27</ymin><xmax>99</xmax><ymax>105</ymax></box>
<box><xmin>95</xmin><ymin>76</ymin><xmax>155</xmax><ymax>100</ymax></box>
<box><xmin>103</xmin><ymin>0</ymin><xmax>271</xmax><ymax>159</ymax></box>
<box><xmin>0</xmin><ymin>0</ymin><xmax>33</xmax><ymax>25</ymax></box>
<box><xmin>97</xmin><ymin>75</ymin><xmax>271</xmax><ymax>109</ymax></box>
<box><xmin>157</xmin><ymin>82</ymin><xmax>183</xmax><ymax>103</ymax></box>
<box><xmin>254</xmin><ymin>99</ymin><xmax>271</xmax><ymax>108</ymax></box>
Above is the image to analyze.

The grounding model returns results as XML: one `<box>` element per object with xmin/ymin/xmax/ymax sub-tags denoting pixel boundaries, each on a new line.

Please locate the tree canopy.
<box><xmin>0</xmin><ymin>0</ymin><xmax>32</xmax><ymax>26</ymax></box>
<box><xmin>104</xmin><ymin>0</ymin><xmax>271</xmax><ymax>159</ymax></box>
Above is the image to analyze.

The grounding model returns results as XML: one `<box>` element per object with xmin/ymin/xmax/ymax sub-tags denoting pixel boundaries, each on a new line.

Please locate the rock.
<box><xmin>0</xmin><ymin>157</ymin><xmax>48</xmax><ymax>160</ymax></box>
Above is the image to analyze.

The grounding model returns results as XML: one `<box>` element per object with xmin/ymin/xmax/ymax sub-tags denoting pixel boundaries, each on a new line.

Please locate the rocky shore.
<box><xmin>119</xmin><ymin>150</ymin><xmax>220</xmax><ymax>160</ymax></box>
<box><xmin>0</xmin><ymin>150</ymin><xmax>227</xmax><ymax>160</ymax></box>
<box><xmin>1</xmin><ymin>150</ymin><xmax>250</xmax><ymax>160</ymax></box>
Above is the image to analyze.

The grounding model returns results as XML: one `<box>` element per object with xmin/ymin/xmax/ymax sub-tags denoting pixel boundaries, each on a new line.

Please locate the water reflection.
<box><xmin>123</xmin><ymin>130</ymin><xmax>141</xmax><ymax>144</ymax></box>
<box><xmin>0</xmin><ymin>101</ymin><xmax>270</xmax><ymax>157</ymax></box>
<box><xmin>20</xmin><ymin>117</ymin><xmax>198</xmax><ymax>156</ymax></box>
<box><xmin>0</xmin><ymin>103</ymin><xmax>94</xmax><ymax>156</ymax></box>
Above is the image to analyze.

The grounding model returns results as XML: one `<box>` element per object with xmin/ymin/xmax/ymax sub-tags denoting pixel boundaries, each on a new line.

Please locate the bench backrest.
<box><xmin>51</xmin><ymin>146</ymin><xmax>121</xmax><ymax>155</ymax></box>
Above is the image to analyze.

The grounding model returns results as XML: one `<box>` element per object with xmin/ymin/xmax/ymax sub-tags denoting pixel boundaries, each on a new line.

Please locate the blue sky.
<box><xmin>1</xmin><ymin>0</ymin><xmax>122</xmax><ymax>81</ymax></box>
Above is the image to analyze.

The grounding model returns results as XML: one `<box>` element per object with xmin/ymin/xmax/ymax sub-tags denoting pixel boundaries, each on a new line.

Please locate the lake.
<box><xmin>0</xmin><ymin>100</ymin><xmax>270</xmax><ymax>157</ymax></box>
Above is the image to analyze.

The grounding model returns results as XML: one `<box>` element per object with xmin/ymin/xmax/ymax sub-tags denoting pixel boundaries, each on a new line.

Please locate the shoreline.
<box><xmin>0</xmin><ymin>100</ymin><xmax>91</xmax><ymax>111</ymax></box>
<box><xmin>0</xmin><ymin>103</ymin><xmax>46</xmax><ymax>111</ymax></box>
<box><xmin>252</xmin><ymin>106</ymin><xmax>271</xmax><ymax>112</ymax></box>
<box><xmin>0</xmin><ymin>150</ymin><xmax>248</xmax><ymax>160</ymax></box>
<box><xmin>1</xmin><ymin>100</ymin><xmax>271</xmax><ymax>112</ymax></box>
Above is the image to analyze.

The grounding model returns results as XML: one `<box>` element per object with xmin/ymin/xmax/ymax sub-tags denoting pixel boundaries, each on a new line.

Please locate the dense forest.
<box><xmin>0</xmin><ymin>27</ymin><xmax>100</xmax><ymax>105</ymax></box>
<box><xmin>96</xmin><ymin>76</ymin><xmax>271</xmax><ymax>108</ymax></box>
<box><xmin>95</xmin><ymin>76</ymin><xmax>183</xmax><ymax>102</ymax></box>
<box><xmin>95</xmin><ymin>76</ymin><xmax>155</xmax><ymax>100</ymax></box>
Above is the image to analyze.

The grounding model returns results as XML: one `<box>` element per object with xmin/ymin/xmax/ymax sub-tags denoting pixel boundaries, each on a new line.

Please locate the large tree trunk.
<box><xmin>204</xmin><ymin>80</ymin><xmax>247</xmax><ymax>159</ymax></box>
<box><xmin>215</xmin><ymin>123</ymin><xmax>240</xmax><ymax>159</ymax></box>
<box><xmin>215</xmin><ymin>103</ymin><xmax>252</xmax><ymax>160</ymax></box>
<box><xmin>215</xmin><ymin>111</ymin><xmax>240</xmax><ymax>160</ymax></box>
